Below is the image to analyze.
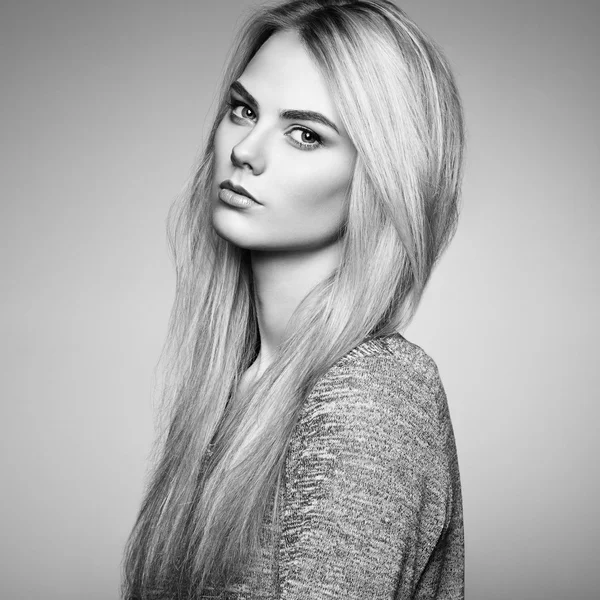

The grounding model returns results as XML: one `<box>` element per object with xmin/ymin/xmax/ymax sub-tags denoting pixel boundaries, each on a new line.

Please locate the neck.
<box><xmin>249</xmin><ymin>241</ymin><xmax>342</xmax><ymax>377</ymax></box>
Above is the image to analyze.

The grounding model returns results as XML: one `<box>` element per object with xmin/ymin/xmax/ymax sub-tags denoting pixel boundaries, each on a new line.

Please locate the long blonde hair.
<box><xmin>122</xmin><ymin>0</ymin><xmax>464</xmax><ymax>597</ymax></box>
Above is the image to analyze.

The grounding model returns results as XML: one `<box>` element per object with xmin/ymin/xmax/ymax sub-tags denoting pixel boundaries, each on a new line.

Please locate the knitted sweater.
<box><xmin>204</xmin><ymin>333</ymin><xmax>464</xmax><ymax>599</ymax></box>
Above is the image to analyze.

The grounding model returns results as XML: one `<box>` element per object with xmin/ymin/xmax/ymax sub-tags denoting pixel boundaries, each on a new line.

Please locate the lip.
<box><xmin>219</xmin><ymin>180</ymin><xmax>260</xmax><ymax>204</ymax></box>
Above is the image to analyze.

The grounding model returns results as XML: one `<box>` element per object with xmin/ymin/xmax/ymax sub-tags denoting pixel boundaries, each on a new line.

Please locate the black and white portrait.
<box><xmin>1</xmin><ymin>1</ymin><xmax>598</xmax><ymax>599</ymax></box>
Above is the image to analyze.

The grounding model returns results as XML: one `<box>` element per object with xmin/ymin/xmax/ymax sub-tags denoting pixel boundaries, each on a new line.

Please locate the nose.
<box><xmin>230</xmin><ymin>129</ymin><xmax>266</xmax><ymax>175</ymax></box>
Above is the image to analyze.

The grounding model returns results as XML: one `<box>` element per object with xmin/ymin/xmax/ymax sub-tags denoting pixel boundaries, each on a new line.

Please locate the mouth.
<box><xmin>219</xmin><ymin>179</ymin><xmax>260</xmax><ymax>204</ymax></box>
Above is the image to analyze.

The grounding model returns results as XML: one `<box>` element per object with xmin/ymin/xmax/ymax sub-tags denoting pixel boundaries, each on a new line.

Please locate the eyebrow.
<box><xmin>229</xmin><ymin>81</ymin><xmax>340</xmax><ymax>135</ymax></box>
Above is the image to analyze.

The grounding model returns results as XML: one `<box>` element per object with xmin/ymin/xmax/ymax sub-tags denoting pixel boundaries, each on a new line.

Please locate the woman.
<box><xmin>123</xmin><ymin>0</ymin><xmax>465</xmax><ymax>598</ymax></box>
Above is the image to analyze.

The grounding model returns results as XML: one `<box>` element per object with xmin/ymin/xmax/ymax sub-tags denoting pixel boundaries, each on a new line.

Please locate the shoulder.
<box><xmin>285</xmin><ymin>334</ymin><xmax>456</xmax><ymax>513</ymax></box>
<box><xmin>309</xmin><ymin>333</ymin><xmax>447</xmax><ymax>437</ymax></box>
<box><xmin>279</xmin><ymin>335</ymin><xmax>463</xmax><ymax>598</ymax></box>
<box><xmin>321</xmin><ymin>333</ymin><xmax>443</xmax><ymax>395</ymax></box>
<box><xmin>337</xmin><ymin>332</ymin><xmax>441</xmax><ymax>375</ymax></box>
<box><xmin>292</xmin><ymin>334</ymin><xmax>451</xmax><ymax>469</ymax></box>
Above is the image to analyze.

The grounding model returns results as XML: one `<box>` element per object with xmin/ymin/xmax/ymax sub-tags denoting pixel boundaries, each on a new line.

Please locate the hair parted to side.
<box><xmin>122</xmin><ymin>0</ymin><xmax>464</xmax><ymax>597</ymax></box>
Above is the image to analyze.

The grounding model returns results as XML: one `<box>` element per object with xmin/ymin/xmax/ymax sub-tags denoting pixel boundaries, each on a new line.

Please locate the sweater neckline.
<box><xmin>337</xmin><ymin>332</ymin><xmax>405</xmax><ymax>366</ymax></box>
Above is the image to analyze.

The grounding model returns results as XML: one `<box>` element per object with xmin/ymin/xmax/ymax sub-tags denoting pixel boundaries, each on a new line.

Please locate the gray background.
<box><xmin>1</xmin><ymin>1</ymin><xmax>599</xmax><ymax>598</ymax></box>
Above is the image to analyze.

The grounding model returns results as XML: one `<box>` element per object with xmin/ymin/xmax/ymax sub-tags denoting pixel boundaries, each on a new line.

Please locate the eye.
<box><xmin>287</xmin><ymin>127</ymin><xmax>323</xmax><ymax>151</ymax></box>
<box><xmin>226</xmin><ymin>100</ymin><xmax>256</xmax><ymax>122</ymax></box>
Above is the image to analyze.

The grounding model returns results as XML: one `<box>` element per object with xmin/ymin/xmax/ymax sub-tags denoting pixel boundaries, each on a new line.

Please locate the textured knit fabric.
<box><xmin>203</xmin><ymin>333</ymin><xmax>464</xmax><ymax>600</ymax></box>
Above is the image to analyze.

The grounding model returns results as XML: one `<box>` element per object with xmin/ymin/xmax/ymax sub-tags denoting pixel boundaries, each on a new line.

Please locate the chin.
<box><xmin>211</xmin><ymin>209</ymin><xmax>257</xmax><ymax>250</ymax></box>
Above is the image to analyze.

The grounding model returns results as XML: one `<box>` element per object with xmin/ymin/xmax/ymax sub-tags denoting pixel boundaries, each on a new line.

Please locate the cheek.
<box><xmin>285</xmin><ymin>158</ymin><xmax>353</xmax><ymax>214</ymax></box>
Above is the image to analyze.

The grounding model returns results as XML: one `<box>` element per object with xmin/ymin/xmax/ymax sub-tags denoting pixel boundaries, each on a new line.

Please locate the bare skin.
<box><xmin>211</xmin><ymin>30</ymin><xmax>357</xmax><ymax>384</ymax></box>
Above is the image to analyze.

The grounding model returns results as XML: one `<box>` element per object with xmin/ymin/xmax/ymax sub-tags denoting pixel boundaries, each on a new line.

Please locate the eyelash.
<box><xmin>224</xmin><ymin>99</ymin><xmax>323</xmax><ymax>151</ymax></box>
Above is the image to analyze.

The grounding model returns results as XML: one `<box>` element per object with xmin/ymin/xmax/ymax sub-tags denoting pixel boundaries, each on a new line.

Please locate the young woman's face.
<box><xmin>211</xmin><ymin>30</ymin><xmax>357</xmax><ymax>252</ymax></box>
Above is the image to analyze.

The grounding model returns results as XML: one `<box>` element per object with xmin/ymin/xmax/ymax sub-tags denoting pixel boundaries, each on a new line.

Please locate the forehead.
<box><xmin>238</xmin><ymin>30</ymin><xmax>339</xmax><ymax>122</ymax></box>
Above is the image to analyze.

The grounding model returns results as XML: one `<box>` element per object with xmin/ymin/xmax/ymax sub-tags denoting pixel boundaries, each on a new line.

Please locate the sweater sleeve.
<box><xmin>278</xmin><ymin>350</ymin><xmax>463</xmax><ymax>600</ymax></box>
